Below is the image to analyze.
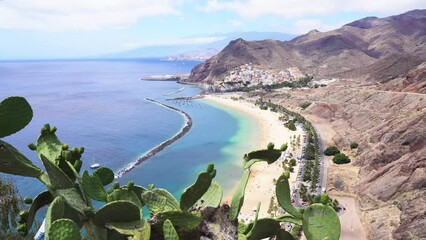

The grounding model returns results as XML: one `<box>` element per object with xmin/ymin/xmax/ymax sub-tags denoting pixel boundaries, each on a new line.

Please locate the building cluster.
<box><xmin>210</xmin><ymin>63</ymin><xmax>307</xmax><ymax>92</ymax></box>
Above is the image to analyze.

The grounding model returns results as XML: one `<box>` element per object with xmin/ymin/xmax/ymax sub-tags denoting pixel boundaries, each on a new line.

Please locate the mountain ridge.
<box><xmin>188</xmin><ymin>9</ymin><xmax>426</xmax><ymax>88</ymax></box>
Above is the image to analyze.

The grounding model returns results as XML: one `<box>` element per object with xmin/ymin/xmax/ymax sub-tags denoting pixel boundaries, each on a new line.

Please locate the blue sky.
<box><xmin>0</xmin><ymin>0</ymin><xmax>425</xmax><ymax>60</ymax></box>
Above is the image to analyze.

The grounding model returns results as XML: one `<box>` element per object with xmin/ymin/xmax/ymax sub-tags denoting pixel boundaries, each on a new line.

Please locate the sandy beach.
<box><xmin>204</xmin><ymin>93</ymin><xmax>304</xmax><ymax>221</ymax></box>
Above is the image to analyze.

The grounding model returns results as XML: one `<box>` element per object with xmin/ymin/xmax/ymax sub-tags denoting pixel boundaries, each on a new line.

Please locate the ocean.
<box><xmin>0</xmin><ymin>59</ymin><xmax>261</xmax><ymax>201</ymax></box>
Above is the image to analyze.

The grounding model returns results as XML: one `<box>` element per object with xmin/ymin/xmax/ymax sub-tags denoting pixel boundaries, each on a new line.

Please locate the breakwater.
<box><xmin>114</xmin><ymin>98</ymin><xmax>193</xmax><ymax>178</ymax></box>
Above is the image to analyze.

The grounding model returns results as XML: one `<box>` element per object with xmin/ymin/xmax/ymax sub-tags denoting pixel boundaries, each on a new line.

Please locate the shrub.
<box><xmin>285</xmin><ymin>120</ymin><xmax>297</xmax><ymax>131</ymax></box>
<box><xmin>280</xmin><ymin>143</ymin><xmax>288</xmax><ymax>151</ymax></box>
<box><xmin>267</xmin><ymin>142</ymin><xmax>275</xmax><ymax>150</ymax></box>
<box><xmin>324</xmin><ymin>146</ymin><xmax>340</xmax><ymax>156</ymax></box>
<box><xmin>299</xmin><ymin>102</ymin><xmax>312</xmax><ymax>110</ymax></box>
<box><xmin>332</xmin><ymin>153</ymin><xmax>351</xmax><ymax>164</ymax></box>
<box><xmin>350</xmin><ymin>142</ymin><xmax>359</xmax><ymax>149</ymax></box>
<box><xmin>289</xmin><ymin>159</ymin><xmax>297</xmax><ymax>167</ymax></box>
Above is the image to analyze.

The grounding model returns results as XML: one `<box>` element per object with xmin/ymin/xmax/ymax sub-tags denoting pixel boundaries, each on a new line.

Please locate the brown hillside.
<box><xmin>188</xmin><ymin>9</ymin><xmax>426</xmax><ymax>86</ymax></box>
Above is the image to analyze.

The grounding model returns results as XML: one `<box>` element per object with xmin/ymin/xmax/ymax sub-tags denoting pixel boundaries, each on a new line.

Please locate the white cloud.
<box><xmin>122</xmin><ymin>36</ymin><xmax>225</xmax><ymax>49</ymax></box>
<box><xmin>229</xmin><ymin>19</ymin><xmax>242</xmax><ymax>27</ymax></box>
<box><xmin>0</xmin><ymin>0</ymin><xmax>186</xmax><ymax>31</ymax></box>
<box><xmin>199</xmin><ymin>0</ymin><xmax>426</xmax><ymax>18</ymax></box>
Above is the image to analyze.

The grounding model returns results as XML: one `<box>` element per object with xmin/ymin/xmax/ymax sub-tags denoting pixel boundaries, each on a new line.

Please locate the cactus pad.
<box><xmin>36</xmin><ymin>124</ymin><xmax>63</xmax><ymax>163</ymax></box>
<box><xmin>82</xmin><ymin>171</ymin><xmax>107</xmax><ymax>202</ymax></box>
<box><xmin>276</xmin><ymin>174</ymin><xmax>302</xmax><ymax>219</ymax></box>
<box><xmin>163</xmin><ymin>219</ymin><xmax>179</xmax><ymax>240</ymax></box>
<box><xmin>0</xmin><ymin>140</ymin><xmax>44</xmax><ymax>178</ymax></box>
<box><xmin>244</xmin><ymin>149</ymin><xmax>282</xmax><ymax>164</ymax></box>
<box><xmin>47</xmin><ymin>218</ymin><xmax>81</xmax><ymax>240</ymax></box>
<box><xmin>142</xmin><ymin>189</ymin><xmax>179</xmax><ymax>215</ymax></box>
<box><xmin>154</xmin><ymin>211</ymin><xmax>201</xmax><ymax>231</ymax></box>
<box><xmin>194</xmin><ymin>181</ymin><xmax>223</xmax><ymax>209</ymax></box>
<box><xmin>229</xmin><ymin>169</ymin><xmax>250</xmax><ymax>220</ymax></box>
<box><xmin>180</xmin><ymin>169</ymin><xmax>214</xmax><ymax>211</ymax></box>
<box><xmin>245</xmin><ymin>202</ymin><xmax>260</xmax><ymax>238</ymax></box>
<box><xmin>276</xmin><ymin>214</ymin><xmax>302</xmax><ymax>225</ymax></box>
<box><xmin>55</xmin><ymin>188</ymin><xmax>88</xmax><ymax>215</ymax></box>
<box><xmin>45</xmin><ymin>196</ymin><xmax>66</xmax><ymax>238</ymax></box>
<box><xmin>40</xmin><ymin>154</ymin><xmax>74</xmax><ymax>189</ymax></box>
<box><xmin>246</xmin><ymin>218</ymin><xmax>280</xmax><ymax>240</ymax></box>
<box><xmin>25</xmin><ymin>191</ymin><xmax>54</xmax><ymax>234</ymax></box>
<box><xmin>302</xmin><ymin>203</ymin><xmax>341</xmax><ymax>240</ymax></box>
<box><xmin>0</xmin><ymin>96</ymin><xmax>33</xmax><ymax>138</ymax></box>
<box><xmin>107</xmin><ymin>187</ymin><xmax>142</xmax><ymax>209</ymax></box>
<box><xmin>93</xmin><ymin>167</ymin><xmax>115</xmax><ymax>186</ymax></box>
<box><xmin>105</xmin><ymin>219</ymin><xmax>151</xmax><ymax>239</ymax></box>
<box><xmin>93</xmin><ymin>200</ymin><xmax>141</xmax><ymax>227</ymax></box>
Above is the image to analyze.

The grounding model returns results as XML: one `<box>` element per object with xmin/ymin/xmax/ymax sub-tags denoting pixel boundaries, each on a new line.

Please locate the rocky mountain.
<box><xmin>188</xmin><ymin>9</ymin><xmax>426</xmax><ymax>88</ymax></box>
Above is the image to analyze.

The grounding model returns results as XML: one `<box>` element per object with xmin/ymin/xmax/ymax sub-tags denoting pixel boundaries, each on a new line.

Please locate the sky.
<box><xmin>0</xmin><ymin>0</ymin><xmax>425</xmax><ymax>60</ymax></box>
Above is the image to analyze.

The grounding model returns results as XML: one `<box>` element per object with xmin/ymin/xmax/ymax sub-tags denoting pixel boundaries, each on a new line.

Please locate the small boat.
<box><xmin>90</xmin><ymin>156</ymin><xmax>100</xmax><ymax>169</ymax></box>
<box><xmin>90</xmin><ymin>163</ymin><xmax>100</xmax><ymax>169</ymax></box>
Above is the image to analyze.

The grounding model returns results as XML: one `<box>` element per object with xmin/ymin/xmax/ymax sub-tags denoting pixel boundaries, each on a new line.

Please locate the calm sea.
<box><xmin>0</xmin><ymin>59</ymin><xmax>261</xmax><ymax>200</ymax></box>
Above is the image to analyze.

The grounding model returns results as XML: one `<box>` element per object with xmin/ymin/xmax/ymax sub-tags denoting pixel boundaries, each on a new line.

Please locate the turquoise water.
<box><xmin>0</xmin><ymin>59</ymin><xmax>261</xmax><ymax>201</ymax></box>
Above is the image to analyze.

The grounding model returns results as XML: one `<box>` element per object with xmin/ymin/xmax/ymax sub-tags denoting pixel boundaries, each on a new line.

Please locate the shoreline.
<box><xmin>114</xmin><ymin>98</ymin><xmax>193</xmax><ymax>178</ymax></box>
<box><xmin>204</xmin><ymin>93</ymin><xmax>303</xmax><ymax>221</ymax></box>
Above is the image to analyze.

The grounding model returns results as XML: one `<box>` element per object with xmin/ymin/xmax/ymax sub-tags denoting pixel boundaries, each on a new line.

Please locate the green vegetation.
<box><xmin>267</xmin><ymin>142</ymin><xmax>275</xmax><ymax>150</ymax></box>
<box><xmin>285</xmin><ymin>120</ymin><xmax>297</xmax><ymax>131</ymax></box>
<box><xmin>279</xmin><ymin>143</ymin><xmax>288</xmax><ymax>151</ymax></box>
<box><xmin>0</xmin><ymin>96</ymin><xmax>341</xmax><ymax>240</ymax></box>
<box><xmin>305</xmin><ymin>194</ymin><xmax>341</xmax><ymax>212</ymax></box>
<box><xmin>324</xmin><ymin>146</ymin><xmax>340</xmax><ymax>156</ymax></box>
<box><xmin>305</xmin><ymin>144</ymin><xmax>316</xmax><ymax>160</ymax></box>
<box><xmin>350</xmin><ymin>142</ymin><xmax>359</xmax><ymax>149</ymax></box>
<box><xmin>332</xmin><ymin>153</ymin><xmax>351</xmax><ymax>164</ymax></box>
<box><xmin>299</xmin><ymin>102</ymin><xmax>312</xmax><ymax>110</ymax></box>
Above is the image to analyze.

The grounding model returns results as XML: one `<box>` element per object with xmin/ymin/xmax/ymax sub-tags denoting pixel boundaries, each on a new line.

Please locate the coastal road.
<box><xmin>315</xmin><ymin>125</ymin><xmax>327</xmax><ymax>193</ymax></box>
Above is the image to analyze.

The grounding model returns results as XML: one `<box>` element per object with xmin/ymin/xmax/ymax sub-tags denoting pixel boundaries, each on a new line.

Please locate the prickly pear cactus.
<box><xmin>82</xmin><ymin>170</ymin><xmax>107</xmax><ymax>202</ymax></box>
<box><xmin>93</xmin><ymin>167</ymin><xmax>115</xmax><ymax>186</ymax></box>
<box><xmin>229</xmin><ymin>169</ymin><xmax>250</xmax><ymax>220</ymax></box>
<box><xmin>47</xmin><ymin>218</ymin><xmax>81</xmax><ymax>240</ymax></box>
<box><xmin>142</xmin><ymin>189</ymin><xmax>180</xmax><ymax>215</ymax></box>
<box><xmin>193</xmin><ymin>181</ymin><xmax>222</xmax><ymax>209</ymax></box>
<box><xmin>154</xmin><ymin>210</ymin><xmax>202</xmax><ymax>232</ymax></box>
<box><xmin>302</xmin><ymin>203</ymin><xmax>341</xmax><ymax>240</ymax></box>
<box><xmin>275</xmin><ymin>172</ymin><xmax>302</xmax><ymax>219</ymax></box>
<box><xmin>163</xmin><ymin>219</ymin><xmax>180</xmax><ymax>240</ymax></box>
<box><xmin>35</xmin><ymin>124</ymin><xmax>63</xmax><ymax>163</ymax></box>
<box><xmin>93</xmin><ymin>200</ymin><xmax>141</xmax><ymax>227</ymax></box>
<box><xmin>105</xmin><ymin>219</ymin><xmax>151</xmax><ymax>239</ymax></box>
<box><xmin>0</xmin><ymin>96</ymin><xmax>33</xmax><ymax>138</ymax></box>
<box><xmin>180</xmin><ymin>164</ymin><xmax>216</xmax><ymax>211</ymax></box>
<box><xmin>45</xmin><ymin>196</ymin><xmax>66</xmax><ymax>239</ymax></box>
<box><xmin>0</xmin><ymin>140</ymin><xmax>44</xmax><ymax>178</ymax></box>
<box><xmin>107</xmin><ymin>187</ymin><xmax>142</xmax><ymax>209</ymax></box>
